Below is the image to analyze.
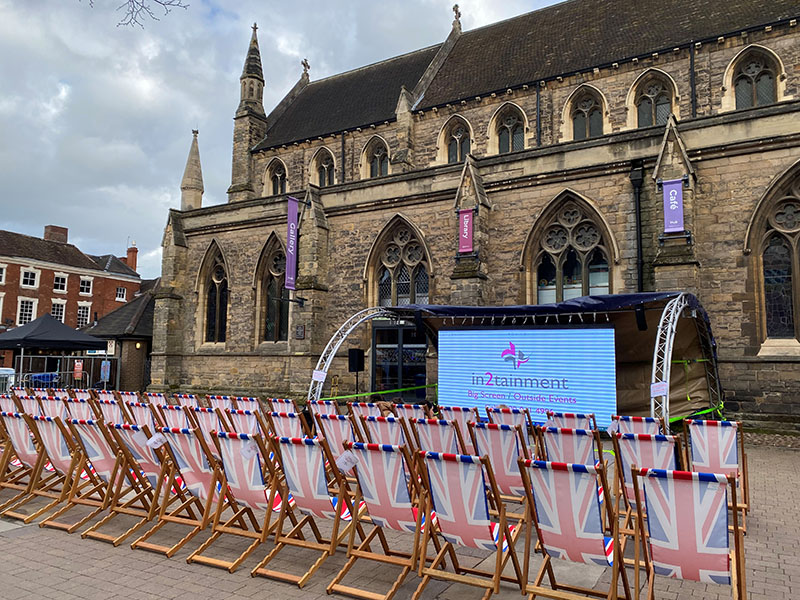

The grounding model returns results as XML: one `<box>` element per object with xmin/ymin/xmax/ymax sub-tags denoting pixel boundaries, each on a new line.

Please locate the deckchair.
<box><xmin>0</xmin><ymin>412</ymin><xmax>48</xmax><ymax>513</ymax></box>
<box><xmin>1</xmin><ymin>414</ymin><xmax>80</xmax><ymax>523</ymax></box>
<box><xmin>265</xmin><ymin>411</ymin><xmax>311</xmax><ymax>438</ymax></box>
<box><xmin>15</xmin><ymin>395</ymin><xmax>42</xmax><ymax>415</ymax></box>
<box><xmin>539</xmin><ymin>426</ymin><xmax>603</xmax><ymax>465</ymax></box>
<box><xmin>267</xmin><ymin>397</ymin><xmax>300</xmax><ymax>413</ymax></box>
<box><xmin>411</xmin><ymin>418</ymin><xmax>467</xmax><ymax>454</ymax></box>
<box><xmin>328</xmin><ymin>442</ymin><xmax>432</xmax><ymax>600</ymax></box>
<box><xmin>438</xmin><ymin>405</ymin><xmax>478</xmax><ymax>453</ymax></box>
<box><xmin>486</xmin><ymin>406</ymin><xmax>532</xmax><ymax>433</ymax></box>
<box><xmin>630</xmin><ymin>468</ymin><xmax>745</xmax><ymax>600</ymax></box>
<box><xmin>39</xmin><ymin>395</ymin><xmax>69</xmax><ymax>419</ymax></box>
<box><xmin>361</xmin><ymin>415</ymin><xmax>414</xmax><ymax>449</ymax></box>
<box><xmin>131</xmin><ymin>427</ymin><xmax>227</xmax><ymax>557</ymax></box>
<box><xmin>94</xmin><ymin>397</ymin><xmax>129</xmax><ymax>424</ymax></box>
<box><xmin>683</xmin><ymin>419</ymin><xmax>749</xmax><ymax>525</ymax></box>
<box><xmin>81</xmin><ymin>421</ymin><xmax>168</xmax><ymax>546</ymax></box>
<box><xmin>64</xmin><ymin>397</ymin><xmax>94</xmax><ymax>420</ymax></box>
<box><xmin>315</xmin><ymin>413</ymin><xmax>360</xmax><ymax>457</ymax></box>
<box><xmin>251</xmin><ymin>436</ymin><xmax>366</xmax><ymax>588</ymax></box>
<box><xmin>206</xmin><ymin>395</ymin><xmax>235</xmax><ymax>412</ymax></box>
<box><xmin>612</xmin><ymin>433</ymin><xmax>682</xmax><ymax>515</ymax></box>
<box><xmin>158</xmin><ymin>404</ymin><xmax>190</xmax><ymax>429</ymax></box>
<box><xmin>349</xmin><ymin>402</ymin><xmax>381</xmax><ymax>439</ymax></box>
<box><xmin>173</xmin><ymin>393</ymin><xmax>199</xmax><ymax>407</ymax></box>
<box><xmin>126</xmin><ymin>401</ymin><xmax>158</xmax><ymax>428</ymax></box>
<box><xmin>468</xmin><ymin>422</ymin><xmax>529</xmax><ymax>509</ymax></box>
<box><xmin>226</xmin><ymin>408</ymin><xmax>261</xmax><ymax>434</ymax></box>
<box><xmin>545</xmin><ymin>410</ymin><xmax>598</xmax><ymax>430</ymax></box>
<box><xmin>414</xmin><ymin>451</ymin><xmax>524</xmax><ymax>598</ymax></box>
<box><xmin>115</xmin><ymin>390</ymin><xmax>140</xmax><ymax>404</ymax></box>
<box><xmin>52</xmin><ymin>388</ymin><xmax>70</xmax><ymax>399</ymax></box>
<box><xmin>187</xmin><ymin>432</ymin><xmax>283</xmax><ymax>572</ymax></box>
<box><xmin>309</xmin><ymin>399</ymin><xmax>339</xmax><ymax>417</ymax></box>
<box><xmin>394</xmin><ymin>403</ymin><xmax>430</xmax><ymax>421</ymax></box>
<box><xmin>144</xmin><ymin>392</ymin><xmax>167</xmax><ymax>405</ymax></box>
<box><xmin>0</xmin><ymin>394</ymin><xmax>17</xmax><ymax>411</ymax></box>
<box><xmin>610</xmin><ymin>415</ymin><xmax>665</xmax><ymax>435</ymax></box>
<box><xmin>186</xmin><ymin>406</ymin><xmax>224</xmax><ymax>439</ymax></box>
<box><xmin>40</xmin><ymin>418</ymin><xmax>131</xmax><ymax>533</ymax></box>
<box><xmin>518</xmin><ymin>459</ymin><xmax>630</xmax><ymax>600</ymax></box>
<box><xmin>71</xmin><ymin>388</ymin><xmax>94</xmax><ymax>401</ymax></box>
<box><xmin>232</xmin><ymin>396</ymin><xmax>261</xmax><ymax>410</ymax></box>
<box><xmin>30</xmin><ymin>388</ymin><xmax>49</xmax><ymax>399</ymax></box>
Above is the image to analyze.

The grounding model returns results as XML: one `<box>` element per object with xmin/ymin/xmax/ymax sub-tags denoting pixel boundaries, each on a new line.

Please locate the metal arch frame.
<box><xmin>650</xmin><ymin>292</ymin><xmax>721</xmax><ymax>424</ymax></box>
<box><xmin>307</xmin><ymin>307</ymin><xmax>396</xmax><ymax>404</ymax></box>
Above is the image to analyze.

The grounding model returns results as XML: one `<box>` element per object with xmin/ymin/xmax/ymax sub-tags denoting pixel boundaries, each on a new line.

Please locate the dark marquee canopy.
<box><xmin>0</xmin><ymin>314</ymin><xmax>107</xmax><ymax>351</ymax></box>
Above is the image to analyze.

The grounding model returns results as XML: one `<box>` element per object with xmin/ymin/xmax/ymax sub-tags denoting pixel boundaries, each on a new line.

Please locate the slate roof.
<box><xmin>0</xmin><ymin>230</ymin><xmax>99</xmax><ymax>270</ymax></box>
<box><xmin>253</xmin><ymin>45</ymin><xmax>441</xmax><ymax>150</ymax></box>
<box><xmin>254</xmin><ymin>0</ymin><xmax>800</xmax><ymax>148</ymax></box>
<box><xmin>84</xmin><ymin>278</ymin><xmax>158</xmax><ymax>339</ymax></box>
<box><xmin>88</xmin><ymin>254</ymin><xmax>139</xmax><ymax>277</ymax></box>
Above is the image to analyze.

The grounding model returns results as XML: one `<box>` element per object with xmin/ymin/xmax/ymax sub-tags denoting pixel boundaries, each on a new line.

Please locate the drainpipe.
<box><xmin>690</xmin><ymin>41</ymin><xmax>697</xmax><ymax>118</ymax></box>
<box><xmin>629</xmin><ymin>160</ymin><xmax>645</xmax><ymax>292</ymax></box>
<box><xmin>340</xmin><ymin>134</ymin><xmax>346</xmax><ymax>182</ymax></box>
<box><xmin>536</xmin><ymin>83</ymin><xmax>542</xmax><ymax>147</ymax></box>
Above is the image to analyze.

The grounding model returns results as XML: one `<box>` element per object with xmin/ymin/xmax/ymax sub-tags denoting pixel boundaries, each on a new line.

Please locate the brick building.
<box><xmin>0</xmin><ymin>225</ymin><xmax>141</xmax><ymax>366</ymax></box>
<box><xmin>151</xmin><ymin>0</ymin><xmax>800</xmax><ymax>429</ymax></box>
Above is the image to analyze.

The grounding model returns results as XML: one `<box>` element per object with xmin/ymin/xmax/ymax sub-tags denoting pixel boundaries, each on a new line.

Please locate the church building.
<box><xmin>151</xmin><ymin>0</ymin><xmax>800</xmax><ymax>429</ymax></box>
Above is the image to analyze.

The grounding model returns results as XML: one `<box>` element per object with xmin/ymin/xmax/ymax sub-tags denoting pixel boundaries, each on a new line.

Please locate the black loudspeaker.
<box><xmin>348</xmin><ymin>348</ymin><xmax>365</xmax><ymax>373</ymax></box>
<box><xmin>635</xmin><ymin>305</ymin><xmax>648</xmax><ymax>331</ymax></box>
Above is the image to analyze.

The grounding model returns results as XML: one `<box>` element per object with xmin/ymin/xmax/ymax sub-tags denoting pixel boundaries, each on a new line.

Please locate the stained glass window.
<box><xmin>763</xmin><ymin>235</ymin><xmax>794</xmax><ymax>338</ymax></box>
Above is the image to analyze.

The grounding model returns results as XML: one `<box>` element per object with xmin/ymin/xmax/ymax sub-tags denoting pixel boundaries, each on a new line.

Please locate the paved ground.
<box><xmin>0</xmin><ymin>443</ymin><xmax>796</xmax><ymax>599</ymax></box>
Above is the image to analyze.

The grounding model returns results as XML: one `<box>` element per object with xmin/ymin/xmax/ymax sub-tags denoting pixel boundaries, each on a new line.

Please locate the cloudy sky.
<box><xmin>1</xmin><ymin>0</ymin><xmax>555</xmax><ymax>279</ymax></box>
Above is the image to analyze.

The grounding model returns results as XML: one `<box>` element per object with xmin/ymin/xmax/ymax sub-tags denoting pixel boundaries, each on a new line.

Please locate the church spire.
<box><xmin>238</xmin><ymin>22</ymin><xmax>265</xmax><ymax>116</ymax></box>
<box><xmin>181</xmin><ymin>129</ymin><xmax>204</xmax><ymax>211</ymax></box>
<box><xmin>242</xmin><ymin>23</ymin><xmax>264</xmax><ymax>81</ymax></box>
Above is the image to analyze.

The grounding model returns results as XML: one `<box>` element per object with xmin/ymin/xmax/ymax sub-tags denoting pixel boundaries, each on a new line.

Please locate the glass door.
<box><xmin>371</xmin><ymin>321</ymin><xmax>427</xmax><ymax>402</ymax></box>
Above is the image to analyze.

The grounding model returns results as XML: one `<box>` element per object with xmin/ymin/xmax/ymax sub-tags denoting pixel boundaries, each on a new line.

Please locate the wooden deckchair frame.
<box><xmin>186</xmin><ymin>432</ymin><xmax>287</xmax><ymax>572</ymax></box>
<box><xmin>251</xmin><ymin>435</ymin><xmax>366</xmax><ymax>588</ymax></box>
<box><xmin>130</xmin><ymin>426</ymin><xmax>232</xmax><ymax>557</ymax></box>
<box><xmin>413</xmin><ymin>452</ymin><xmax>524</xmax><ymax>599</ymax></box>
<box><xmin>0</xmin><ymin>412</ymin><xmax>46</xmax><ymax>510</ymax></box>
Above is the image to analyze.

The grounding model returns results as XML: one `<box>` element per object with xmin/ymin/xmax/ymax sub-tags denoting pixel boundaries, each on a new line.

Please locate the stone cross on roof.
<box><xmin>302</xmin><ymin>58</ymin><xmax>310</xmax><ymax>74</ymax></box>
<box><xmin>453</xmin><ymin>4</ymin><xmax>461</xmax><ymax>23</ymax></box>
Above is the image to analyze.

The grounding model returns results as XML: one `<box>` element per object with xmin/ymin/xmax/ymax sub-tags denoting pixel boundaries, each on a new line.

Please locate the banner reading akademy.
<box><xmin>285</xmin><ymin>196</ymin><xmax>298</xmax><ymax>290</ymax></box>
<box><xmin>662</xmin><ymin>178</ymin><xmax>684</xmax><ymax>233</ymax></box>
<box><xmin>458</xmin><ymin>208</ymin><xmax>473</xmax><ymax>253</ymax></box>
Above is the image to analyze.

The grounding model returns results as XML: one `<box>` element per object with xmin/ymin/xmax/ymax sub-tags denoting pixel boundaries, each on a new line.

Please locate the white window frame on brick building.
<box><xmin>0</xmin><ymin>292</ymin><xmax>5</xmax><ymax>323</ymax></box>
<box><xmin>53</xmin><ymin>272</ymin><xmax>68</xmax><ymax>293</ymax></box>
<box><xmin>0</xmin><ymin>263</ymin><xmax>6</xmax><ymax>285</ymax></box>
<box><xmin>116</xmin><ymin>286</ymin><xmax>127</xmax><ymax>302</ymax></box>
<box><xmin>20</xmin><ymin>267</ymin><xmax>40</xmax><ymax>290</ymax></box>
<box><xmin>51</xmin><ymin>299</ymin><xmax>66</xmax><ymax>323</ymax></box>
<box><xmin>79</xmin><ymin>276</ymin><xmax>93</xmax><ymax>296</ymax></box>
<box><xmin>76</xmin><ymin>302</ymin><xmax>92</xmax><ymax>329</ymax></box>
<box><xmin>16</xmin><ymin>297</ymin><xmax>38</xmax><ymax>326</ymax></box>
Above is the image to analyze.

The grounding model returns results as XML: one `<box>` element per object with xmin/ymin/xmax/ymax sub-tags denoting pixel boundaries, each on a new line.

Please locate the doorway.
<box><xmin>371</xmin><ymin>321</ymin><xmax>427</xmax><ymax>402</ymax></box>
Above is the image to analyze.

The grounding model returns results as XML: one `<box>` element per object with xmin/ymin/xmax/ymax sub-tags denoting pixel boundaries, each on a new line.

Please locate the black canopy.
<box><xmin>0</xmin><ymin>314</ymin><xmax>107</xmax><ymax>350</ymax></box>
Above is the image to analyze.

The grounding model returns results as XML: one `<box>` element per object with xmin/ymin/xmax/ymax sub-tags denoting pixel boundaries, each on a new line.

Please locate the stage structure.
<box><xmin>307</xmin><ymin>292</ymin><xmax>721</xmax><ymax>425</ymax></box>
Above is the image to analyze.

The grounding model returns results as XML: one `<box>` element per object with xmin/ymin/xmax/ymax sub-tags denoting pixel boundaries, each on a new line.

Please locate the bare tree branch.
<box><xmin>83</xmin><ymin>1</ymin><xmax>189</xmax><ymax>28</ymax></box>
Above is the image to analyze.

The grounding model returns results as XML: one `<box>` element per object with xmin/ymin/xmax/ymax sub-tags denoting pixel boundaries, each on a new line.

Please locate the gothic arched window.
<box><xmin>261</xmin><ymin>249</ymin><xmax>289</xmax><ymax>342</ymax></box>
<box><xmin>636</xmin><ymin>78</ymin><xmax>672</xmax><ymax>127</ymax></box>
<box><xmin>533</xmin><ymin>202</ymin><xmax>610</xmax><ymax>303</ymax></box>
<box><xmin>267</xmin><ymin>161</ymin><xmax>286</xmax><ymax>196</ymax></box>
<box><xmin>761</xmin><ymin>197</ymin><xmax>800</xmax><ymax>339</ymax></box>
<box><xmin>314</xmin><ymin>149</ymin><xmax>335</xmax><ymax>187</ymax></box>
<box><xmin>496</xmin><ymin>107</ymin><xmax>525</xmax><ymax>154</ymax></box>
<box><xmin>376</xmin><ymin>226</ymin><xmax>429</xmax><ymax>306</ymax></box>
<box><xmin>571</xmin><ymin>91</ymin><xmax>603</xmax><ymax>140</ymax></box>
<box><xmin>734</xmin><ymin>52</ymin><xmax>777</xmax><ymax>110</ymax></box>
<box><xmin>204</xmin><ymin>253</ymin><xmax>228</xmax><ymax>343</ymax></box>
<box><xmin>445</xmin><ymin>119</ymin><xmax>471</xmax><ymax>163</ymax></box>
<box><xmin>365</xmin><ymin>139</ymin><xmax>389</xmax><ymax>178</ymax></box>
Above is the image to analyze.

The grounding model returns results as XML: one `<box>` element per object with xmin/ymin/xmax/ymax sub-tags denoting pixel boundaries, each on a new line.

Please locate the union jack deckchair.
<box><xmin>226</xmin><ymin>407</ymin><xmax>261</xmax><ymax>434</ymax></box>
<box><xmin>131</xmin><ymin>427</ymin><xmax>228</xmax><ymax>557</ymax></box>
<box><xmin>314</xmin><ymin>413</ymin><xmax>360</xmax><ymax>458</ymax></box>
<box><xmin>1</xmin><ymin>415</ymin><xmax>81</xmax><ymax>523</ymax></box>
<box><xmin>394</xmin><ymin>403</ymin><xmax>430</xmax><ymax>421</ymax></box>
<box><xmin>206</xmin><ymin>394</ymin><xmax>235</xmax><ymax>412</ymax></box>
<box><xmin>265</xmin><ymin>411</ymin><xmax>311</xmax><ymax>438</ymax></box>
<box><xmin>0</xmin><ymin>412</ymin><xmax>49</xmax><ymax>514</ymax></box>
<box><xmin>468</xmin><ymin>422</ymin><xmax>529</xmax><ymax>509</ymax></box>
<box><xmin>70</xmin><ymin>388</ymin><xmax>94</xmax><ymax>401</ymax></box>
<box><xmin>348</xmin><ymin>402</ymin><xmax>381</xmax><ymax>439</ymax></box>
<box><xmin>38</xmin><ymin>396</ymin><xmax>69</xmax><ymax>419</ymax></box>
<box><xmin>411</xmin><ymin>418</ymin><xmax>467</xmax><ymax>455</ymax></box>
<box><xmin>51</xmin><ymin>388</ymin><xmax>70</xmax><ymax>399</ymax></box>
<box><xmin>266</xmin><ymin>397</ymin><xmax>300</xmax><ymax>413</ymax></box>
<box><xmin>361</xmin><ymin>415</ymin><xmax>414</xmax><ymax>449</ymax></box>
<box><xmin>144</xmin><ymin>392</ymin><xmax>167</xmax><ymax>405</ymax></box>
<box><xmin>186</xmin><ymin>406</ymin><xmax>224</xmax><ymax>440</ymax></box>
<box><xmin>64</xmin><ymin>397</ymin><xmax>94</xmax><ymax>420</ymax></box>
<box><xmin>612</xmin><ymin>433</ymin><xmax>682</xmax><ymax>513</ymax></box>
<box><xmin>630</xmin><ymin>468</ymin><xmax>745</xmax><ymax>599</ymax></box>
<box><xmin>0</xmin><ymin>394</ymin><xmax>16</xmax><ymax>412</ymax></box>
<box><xmin>328</xmin><ymin>442</ymin><xmax>433</xmax><ymax>600</ymax></box>
<box><xmin>610</xmin><ymin>415</ymin><xmax>665</xmax><ymax>435</ymax></box>
<box><xmin>539</xmin><ymin>426</ymin><xmax>604</xmax><ymax>465</ymax></box>
<box><xmin>187</xmin><ymin>432</ymin><xmax>284</xmax><ymax>573</ymax></box>
<box><xmin>173</xmin><ymin>393</ymin><xmax>199</xmax><ymax>407</ymax></box>
<box><xmin>232</xmin><ymin>396</ymin><xmax>261</xmax><ymax>411</ymax></box>
<box><xmin>545</xmin><ymin>410</ymin><xmax>598</xmax><ymax>431</ymax></box>
<box><xmin>683</xmin><ymin>419</ymin><xmax>749</xmax><ymax>528</ymax></box>
<box><xmin>437</xmin><ymin>405</ymin><xmax>478</xmax><ymax>453</ymax></box>
<box><xmin>95</xmin><ymin>389</ymin><xmax>119</xmax><ymax>404</ymax></box>
<box><xmin>486</xmin><ymin>406</ymin><xmax>533</xmax><ymax>433</ymax></box>
<box><xmin>251</xmin><ymin>436</ymin><xmax>366</xmax><ymax>588</ymax></box>
<box><xmin>40</xmin><ymin>418</ymin><xmax>132</xmax><ymax>534</ymax></box>
<box><xmin>126</xmin><ymin>401</ymin><xmax>158</xmax><ymax>428</ymax></box>
<box><xmin>309</xmin><ymin>399</ymin><xmax>339</xmax><ymax>417</ymax></box>
<box><xmin>30</xmin><ymin>388</ymin><xmax>50</xmax><ymax>398</ymax></box>
<box><xmin>414</xmin><ymin>451</ymin><xmax>524</xmax><ymax>598</ymax></box>
<box><xmin>158</xmin><ymin>404</ymin><xmax>190</xmax><ymax>429</ymax></box>
<box><xmin>518</xmin><ymin>459</ymin><xmax>630</xmax><ymax>600</ymax></box>
<box><xmin>15</xmin><ymin>395</ymin><xmax>42</xmax><ymax>416</ymax></box>
<box><xmin>82</xmin><ymin>421</ymin><xmax>168</xmax><ymax>546</ymax></box>
<box><xmin>94</xmin><ymin>397</ymin><xmax>129</xmax><ymax>424</ymax></box>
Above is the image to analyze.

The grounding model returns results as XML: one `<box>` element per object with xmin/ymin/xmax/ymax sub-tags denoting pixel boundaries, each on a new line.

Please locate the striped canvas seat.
<box><xmin>349</xmin><ymin>402</ymin><xmax>381</xmax><ymax>438</ymax></box>
<box><xmin>0</xmin><ymin>394</ymin><xmax>16</xmax><ymax>412</ymax></box>
<box><xmin>173</xmin><ymin>393</ymin><xmax>199</xmax><ymax>407</ymax></box>
<box><xmin>0</xmin><ymin>412</ymin><xmax>41</xmax><ymax>487</ymax></box>
<box><xmin>95</xmin><ymin>389</ymin><xmax>118</xmax><ymax>404</ymax></box>
<box><xmin>64</xmin><ymin>398</ymin><xmax>94</xmax><ymax>420</ymax></box>
<box><xmin>541</xmin><ymin>427</ymin><xmax>601</xmax><ymax>465</ymax></box>
<box><xmin>71</xmin><ymin>388</ymin><xmax>94</xmax><ymax>401</ymax></box>
<box><xmin>614</xmin><ymin>433</ymin><xmax>680</xmax><ymax>505</ymax></box>
<box><xmin>394</xmin><ymin>403</ymin><xmax>429</xmax><ymax>421</ymax></box>
<box><xmin>33</xmin><ymin>416</ymin><xmax>74</xmax><ymax>476</ymax></box>
<box><xmin>159</xmin><ymin>404</ymin><xmax>189</xmax><ymax>429</ymax></box>
<box><xmin>144</xmin><ymin>392</ymin><xmax>167</xmax><ymax>405</ymax></box>
<box><xmin>39</xmin><ymin>396</ymin><xmax>68</xmax><ymax>419</ymax></box>
<box><xmin>438</xmin><ymin>405</ymin><xmax>478</xmax><ymax>452</ymax></box>
<box><xmin>412</xmin><ymin>418</ymin><xmax>464</xmax><ymax>454</ymax></box>
<box><xmin>188</xmin><ymin>406</ymin><xmax>221</xmax><ymax>439</ymax></box>
<box><xmin>309</xmin><ymin>399</ymin><xmax>339</xmax><ymax>416</ymax></box>
<box><xmin>96</xmin><ymin>398</ymin><xmax>126</xmax><ymax>424</ymax></box>
<box><xmin>469</xmin><ymin>422</ymin><xmax>527</xmax><ymax>499</ymax></box>
<box><xmin>362</xmin><ymin>415</ymin><xmax>411</xmax><ymax>448</ymax></box>
<box><xmin>267</xmin><ymin>397</ymin><xmax>299</xmax><ymax>413</ymax></box>
<box><xmin>266</xmin><ymin>411</ymin><xmax>307</xmax><ymax>438</ymax></box>
<box><xmin>632</xmin><ymin>468</ymin><xmax>744</xmax><ymax>597</ymax></box>
<box><xmin>226</xmin><ymin>408</ymin><xmax>261</xmax><ymax>434</ymax></box>
<box><xmin>51</xmin><ymin>388</ymin><xmax>70</xmax><ymax>399</ymax></box>
<box><xmin>314</xmin><ymin>413</ymin><xmax>357</xmax><ymax>456</ymax></box>
<box><xmin>486</xmin><ymin>406</ymin><xmax>532</xmax><ymax>432</ymax></box>
<box><xmin>545</xmin><ymin>411</ymin><xmax>597</xmax><ymax>430</ymax></box>
<box><xmin>17</xmin><ymin>395</ymin><xmax>42</xmax><ymax>416</ymax></box>
<box><xmin>611</xmin><ymin>414</ymin><xmax>664</xmax><ymax>435</ymax></box>
<box><xmin>160</xmin><ymin>427</ymin><xmax>219</xmax><ymax>503</ymax></box>
<box><xmin>206</xmin><ymin>395</ymin><xmax>235</xmax><ymax>411</ymax></box>
<box><xmin>126</xmin><ymin>401</ymin><xmax>156</xmax><ymax>428</ymax></box>
<box><xmin>69</xmin><ymin>419</ymin><xmax>121</xmax><ymax>485</ymax></box>
<box><xmin>111</xmin><ymin>423</ymin><xmax>165</xmax><ymax>490</ymax></box>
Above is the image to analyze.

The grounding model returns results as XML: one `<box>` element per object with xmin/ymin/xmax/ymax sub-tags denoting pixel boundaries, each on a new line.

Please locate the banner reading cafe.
<box><xmin>151</xmin><ymin>0</ymin><xmax>800</xmax><ymax>430</ymax></box>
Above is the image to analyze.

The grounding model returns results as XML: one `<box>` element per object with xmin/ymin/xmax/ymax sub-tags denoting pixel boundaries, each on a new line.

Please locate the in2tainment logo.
<box><xmin>500</xmin><ymin>342</ymin><xmax>529</xmax><ymax>369</ymax></box>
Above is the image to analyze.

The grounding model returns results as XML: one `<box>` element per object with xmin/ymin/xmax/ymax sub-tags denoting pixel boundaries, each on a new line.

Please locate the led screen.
<box><xmin>438</xmin><ymin>327</ymin><xmax>617</xmax><ymax>428</ymax></box>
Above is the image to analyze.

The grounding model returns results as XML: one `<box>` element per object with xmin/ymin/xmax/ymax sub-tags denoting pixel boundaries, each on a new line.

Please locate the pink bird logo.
<box><xmin>501</xmin><ymin>342</ymin><xmax>529</xmax><ymax>369</ymax></box>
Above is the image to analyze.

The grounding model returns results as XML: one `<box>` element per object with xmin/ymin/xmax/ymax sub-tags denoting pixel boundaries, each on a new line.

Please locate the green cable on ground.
<box><xmin>321</xmin><ymin>383</ymin><xmax>438</xmax><ymax>402</ymax></box>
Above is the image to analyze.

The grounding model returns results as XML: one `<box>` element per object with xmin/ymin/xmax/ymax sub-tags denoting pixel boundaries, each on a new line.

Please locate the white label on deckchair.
<box><xmin>312</xmin><ymin>369</ymin><xmax>327</xmax><ymax>382</ymax></box>
<box><xmin>240</xmin><ymin>439</ymin><xmax>258</xmax><ymax>459</ymax></box>
<box><xmin>335</xmin><ymin>450</ymin><xmax>358</xmax><ymax>473</ymax></box>
<box><xmin>132</xmin><ymin>430</ymin><xmax>149</xmax><ymax>447</ymax></box>
<box><xmin>146</xmin><ymin>433</ymin><xmax>167</xmax><ymax>448</ymax></box>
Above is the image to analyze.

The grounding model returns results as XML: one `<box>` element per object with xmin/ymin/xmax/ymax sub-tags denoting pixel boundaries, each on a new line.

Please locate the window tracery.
<box><xmin>204</xmin><ymin>252</ymin><xmax>228</xmax><ymax>343</ymax></box>
<box><xmin>636</xmin><ymin>79</ymin><xmax>672</xmax><ymax>127</ymax></box>
<box><xmin>734</xmin><ymin>53</ymin><xmax>777</xmax><ymax>109</ymax></box>
<box><xmin>446</xmin><ymin>119</ymin><xmax>471</xmax><ymax>163</ymax></box>
<box><xmin>571</xmin><ymin>92</ymin><xmax>603</xmax><ymax>140</ymax></box>
<box><xmin>496</xmin><ymin>108</ymin><xmax>524</xmax><ymax>154</ymax></box>
<box><xmin>314</xmin><ymin>149</ymin><xmax>335</xmax><ymax>187</ymax></box>
<box><xmin>376</xmin><ymin>226</ymin><xmax>429</xmax><ymax>306</ymax></box>
<box><xmin>261</xmin><ymin>248</ymin><xmax>289</xmax><ymax>342</ymax></box>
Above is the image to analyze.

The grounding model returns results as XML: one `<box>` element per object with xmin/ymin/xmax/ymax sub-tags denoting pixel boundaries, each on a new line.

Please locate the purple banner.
<box><xmin>458</xmin><ymin>209</ymin><xmax>473</xmax><ymax>253</ymax></box>
<box><xmin>662</xmin><ymin>178</ymin><xmax>684</xmax><ymax>233</ymax></box>
<box><xmin>285</xmin><ymin>196</ymin><xmax>298</xmax><ymax>290</ymax></box>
